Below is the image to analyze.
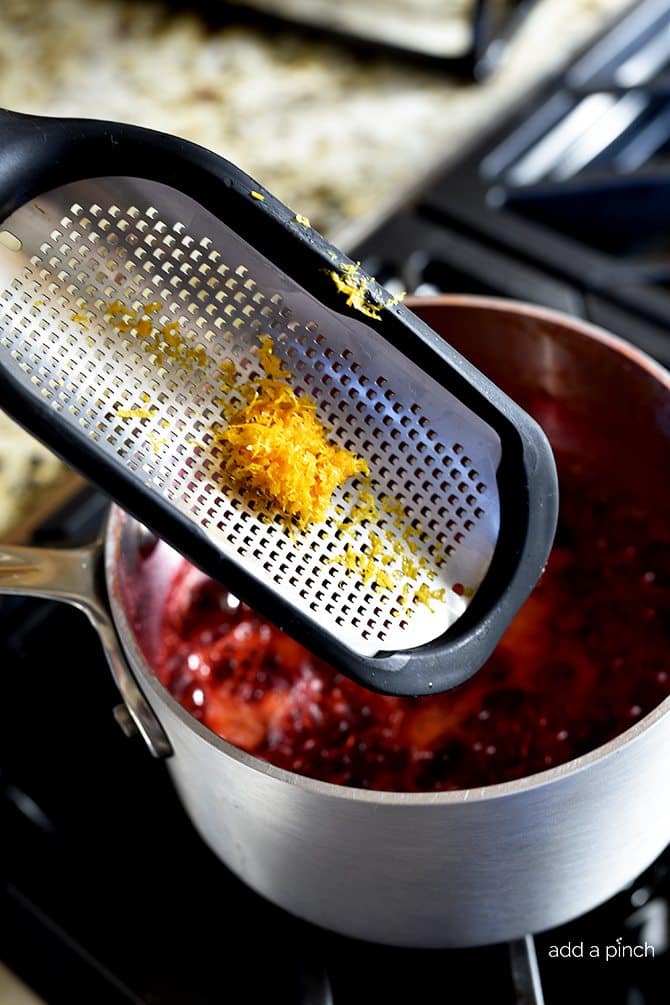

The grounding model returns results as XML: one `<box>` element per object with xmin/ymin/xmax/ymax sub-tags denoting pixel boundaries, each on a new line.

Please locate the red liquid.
<box><xmin>150</xmin><ymin>451</ymin><xmax>670</xmax><ymax>792</ymax></box>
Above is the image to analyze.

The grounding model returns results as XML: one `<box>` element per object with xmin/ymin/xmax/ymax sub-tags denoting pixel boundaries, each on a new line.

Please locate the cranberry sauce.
<box><xmin>145</xmin><ymin>449</ymin><xmax>669</xmax><ymax>792</ymax></box>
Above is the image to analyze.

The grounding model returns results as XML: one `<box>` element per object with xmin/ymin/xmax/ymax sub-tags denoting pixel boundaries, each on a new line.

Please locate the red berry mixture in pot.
<box><xmin>146</xmin><ymin>449</ymin><xmax>670</xmax><ymax>791</ymax></box>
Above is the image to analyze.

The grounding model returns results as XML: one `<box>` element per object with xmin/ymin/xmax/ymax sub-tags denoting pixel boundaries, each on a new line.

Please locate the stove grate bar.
<box><xmin>568</xmin><ymin>0</ymin><xmax>670</xmax><ymax>88</ymax></box>
<box><xmin>571</xmin><ymin>71</ymin><xmax>670</xmax><ymax>100</ymax></box>
<box><xmin>509</xmin><ymin>934</ymin><xmax>545</xmax><ymax>1005</ymax></box>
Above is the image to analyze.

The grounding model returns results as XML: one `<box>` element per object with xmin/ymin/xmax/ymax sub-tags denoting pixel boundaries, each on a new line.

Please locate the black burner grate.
<box><xmin>163</xmin><ymin>0</ymin><xmax>531</xmax><ymax>78</ymax></box>
<box><xmin>355</xmin><ymin>0</ymin><xmax>670</xmax><ymax>365</ymax></box>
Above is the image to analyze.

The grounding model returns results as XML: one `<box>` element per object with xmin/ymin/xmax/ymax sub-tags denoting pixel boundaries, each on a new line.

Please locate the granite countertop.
<box><xmin>0</xmin><ymin>0</ymin><xmax>630</xmax><ymax>537</ymax></box>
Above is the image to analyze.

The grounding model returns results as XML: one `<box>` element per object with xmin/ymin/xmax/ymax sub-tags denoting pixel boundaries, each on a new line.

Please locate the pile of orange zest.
<box><xmin>213</xmin><ymin>334</ymin><xmax>367</xmax><ymax>525</ymax></box>
<box><xmin>215</xmin><ymin>377</ymin><xmax>368</xmax><ymax>524</ymax></box>
<box><xmin>106</xmin><ymin>299</ymin><xmax>209</xmax><ymax>371</ymax></box>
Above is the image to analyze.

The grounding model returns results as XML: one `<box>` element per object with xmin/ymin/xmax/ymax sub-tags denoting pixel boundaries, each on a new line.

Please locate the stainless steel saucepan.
<box><xmin>1</xmin><ymin>296</ymin><xmax>668</xmax><ymax>948</ymax></box>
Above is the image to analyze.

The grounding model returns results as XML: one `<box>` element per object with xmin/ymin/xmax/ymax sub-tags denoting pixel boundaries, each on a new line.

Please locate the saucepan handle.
<box><xmin>0</xmin><ymin>540</ymin><xmax>172</xmax><ymax>758</ymax></box>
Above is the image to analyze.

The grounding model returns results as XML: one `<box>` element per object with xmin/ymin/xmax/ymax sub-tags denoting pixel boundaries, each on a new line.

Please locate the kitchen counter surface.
<box><xmin>1</xmin><ymin>0</ymin><xmax>631</xmax><ymax>239</ymax></box>
<box><xmin>0</xmin><ymin>0</ymin><xmax>631</xmax><ymax>536</ymax></box>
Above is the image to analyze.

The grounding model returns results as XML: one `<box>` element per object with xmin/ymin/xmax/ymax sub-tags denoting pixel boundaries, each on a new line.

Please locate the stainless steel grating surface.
<box><xmin>0</xmin><ymin>177</ymin><xmax>500</xmax><ymax>656</ymax></box>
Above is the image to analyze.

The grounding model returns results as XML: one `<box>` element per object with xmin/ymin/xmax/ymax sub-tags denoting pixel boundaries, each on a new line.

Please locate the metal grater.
<box><xmin>0</xmin><ymin>109</ymin><xmax>557</xmax><ymax>695</ymax></box>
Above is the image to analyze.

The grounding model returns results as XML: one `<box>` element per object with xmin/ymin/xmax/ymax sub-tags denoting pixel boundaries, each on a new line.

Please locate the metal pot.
<box><xmin>1</xmin><ymin>296</ymin><xmax>668</xmax><ymax>948</ymax></box>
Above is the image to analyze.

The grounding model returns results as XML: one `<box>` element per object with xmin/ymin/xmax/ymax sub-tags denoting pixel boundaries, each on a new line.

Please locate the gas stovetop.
<box><xmin>354</xmin><ymin>0</ymin><xmax>670</xmax><ymax>367</ymax></box>
<box><xmin>2</xmin><ymin>1</ymin><xmax>670</xmax><ymax>1002</ymax></box>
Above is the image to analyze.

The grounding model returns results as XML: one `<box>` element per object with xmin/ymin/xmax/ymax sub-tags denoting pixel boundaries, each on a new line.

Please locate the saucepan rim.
<box><xmin>107</xmin><ymin>294</ymin><xmax>670</xmax><ymax>807</ymax></box>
